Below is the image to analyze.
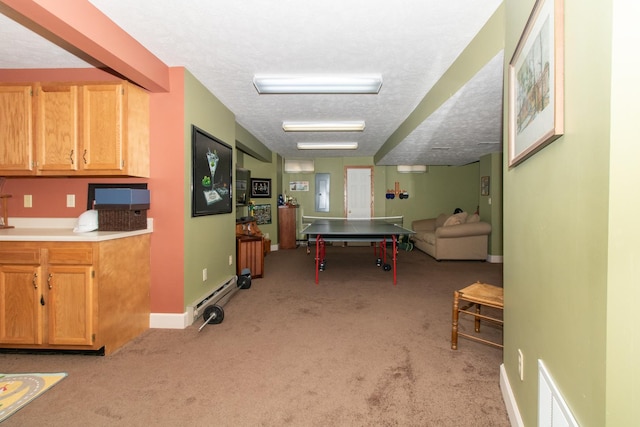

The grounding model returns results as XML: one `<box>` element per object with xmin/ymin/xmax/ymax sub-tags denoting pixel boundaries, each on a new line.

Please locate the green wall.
<box><xmin>503</xmin><ymin>0</ymin><xmax>615</xmax><ymax>425</ymax></box>
<box><xmin>281</xmin><ymin>158</ymin><xmax>484</xmax><ymax>241</ymax></box>
<box><xmin>182</xmin><ymin>70</ymin><xmax>237</xmax><ymax>309</ymax></box>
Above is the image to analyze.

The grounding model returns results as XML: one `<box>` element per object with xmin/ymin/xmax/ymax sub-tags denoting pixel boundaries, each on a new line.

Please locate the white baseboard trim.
<box><xmin>150</xmin><ymin>312</ymin><xmax>189</xmax><ymax>329</ymax></box>
<box><xmin>500</xmin><ymin>363</ymin><xmax>525</xmax><ymax>427</ymax></box>
<box><xmin>488</xmin><ymin>254</ymin><xmax>504</xmax><ymax>263</ymax></box>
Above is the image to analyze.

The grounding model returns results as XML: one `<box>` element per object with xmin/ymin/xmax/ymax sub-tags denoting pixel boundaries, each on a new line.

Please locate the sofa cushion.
<box><xmin>424</xmin><ymin>232</ymin><xmax>436</xmax><ymax>245</ymax></box>
<box><xmin>443</xmin><ymin>212</ymin><xmax>468</xmax><ymax>227</ymax></box>
<box><xmin>412</xmin><ymin>218</ymin><xmax>436</xmax><ymax>232</ymax></box>
<box><xmin>435</xmin><ymin>213</ymin><xmax>449</xmax><ymax>228</ymax></box>
<box><xmin>466</xmin><ymin>213</ymin><xmax>480</xmax><ymax>223</ymax></box>
<box><xmin>414</xmin><ymin>231</ymin><xmax>430</xmax><ymax>241</ymax></box>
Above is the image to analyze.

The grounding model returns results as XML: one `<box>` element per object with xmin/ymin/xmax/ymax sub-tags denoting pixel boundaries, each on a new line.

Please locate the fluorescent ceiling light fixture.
<box><xmin>397</xmin><ymin>165</ymin><xmax>428</xmax><ymax>173</ymax></box>
<box><xmin>296</xmin><ymin>142</ymin><xmax>358</xmax><ymax>150</ymax></box>
<box><xmin>284</xmin><ymin>159</ymin><xmax>315</xmax><ymax>173</ymax></box>
<box><xmin>282</xmin><ymin>121</ymin><xmax>365</xmax><ymax>132</ymax></box>
<box><xmin>253</xmin><ymin>74</ymin><xmax>382</xmax><ymax>94</ymax></box>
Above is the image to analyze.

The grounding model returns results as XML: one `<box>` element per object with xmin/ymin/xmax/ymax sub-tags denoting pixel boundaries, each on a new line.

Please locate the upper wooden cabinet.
<box><xmin>0</xmin><ymin>81</ymin><xmax>149</xmax><ymax>177</ymax></box>
<box><xmin>0</xmin><ymin>85</ymin><xmax>34</xmax><ymax>173</ymax></box>
<box><xmin>37</xmin><ymin>84</ymin><xmax>79</xmax><ymax>173</ymax></box>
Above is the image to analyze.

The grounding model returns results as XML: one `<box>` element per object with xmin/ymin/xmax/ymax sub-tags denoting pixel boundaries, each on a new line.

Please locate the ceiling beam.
<box><xmin>0</xmin><ymin>0</ymin><xmax>170</xmax><ymax>92</ymax></box>
<box><xmin>374</xmin><ymin>3</ymin><xmax>505</xmax><ymax>164</ymax></box>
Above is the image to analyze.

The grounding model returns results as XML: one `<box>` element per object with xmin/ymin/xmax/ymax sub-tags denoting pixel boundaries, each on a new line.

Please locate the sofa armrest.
<box><xmin>435</xmin><ymin>221</ymin><xmax>491</xmax><ymax>238</ymax></box>
<box><xmin>412</xmin><ymin>218</ymin><xmax>437</xmax><ymax>233</ymax></box>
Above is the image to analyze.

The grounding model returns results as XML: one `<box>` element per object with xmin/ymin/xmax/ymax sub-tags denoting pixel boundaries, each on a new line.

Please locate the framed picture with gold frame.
<box><xmin>508</xmin><ymin>0</ymin><xmax>564</xmax><ymax>167</ymax></box>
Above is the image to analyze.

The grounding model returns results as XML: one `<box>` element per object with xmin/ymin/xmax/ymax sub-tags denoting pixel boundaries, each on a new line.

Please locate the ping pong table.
<box><xmin>301</xmin><ymin>216</ymin><xmax>415</xmax><ymax>285</ymax></box>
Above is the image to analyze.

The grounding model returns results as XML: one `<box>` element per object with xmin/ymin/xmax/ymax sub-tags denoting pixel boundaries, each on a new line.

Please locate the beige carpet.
<box><xmin>0</xmin><ymin>245</ymin><xmax>508</xmax><ymax>426</ymax></box>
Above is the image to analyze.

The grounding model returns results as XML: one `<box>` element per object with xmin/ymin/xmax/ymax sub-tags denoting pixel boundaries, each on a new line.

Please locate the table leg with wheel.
<box><xmin>392</xmin><ymin>235</ymin><xmax>398</xmax><ymax>285</ymax></box>
<box><xmin>314</xmin><ymin>235</ymin><xmax>320</xmax><ymax>284</ymax></box>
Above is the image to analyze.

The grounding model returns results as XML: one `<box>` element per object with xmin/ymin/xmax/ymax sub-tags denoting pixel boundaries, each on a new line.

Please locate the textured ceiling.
<box><xmin>0</xmin><ymin>0</ymin><xmax>504</xmax><ymax>166</ymax></box>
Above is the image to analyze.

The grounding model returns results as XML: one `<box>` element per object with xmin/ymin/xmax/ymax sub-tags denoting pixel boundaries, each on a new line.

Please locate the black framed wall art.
<box><xmin>250</xmin><ymin>178</ymin><xmax>271</xmax><ymax>198</ymax></box>
<box><xmin>191</xmin><ymin>125</ymin><xmax>232</xmax><ymax>216</ymax></box>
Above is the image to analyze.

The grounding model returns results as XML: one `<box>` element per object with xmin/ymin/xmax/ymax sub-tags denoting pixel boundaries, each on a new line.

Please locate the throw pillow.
<box><xmin>466</xmin><ymin>213</ymin><xmax>480</xmax><ymax>223</ymax></box>
<box><xmin>443</xmin><ymin>212</ymin><xmax>468</xmax><ymax>227</ymax></box>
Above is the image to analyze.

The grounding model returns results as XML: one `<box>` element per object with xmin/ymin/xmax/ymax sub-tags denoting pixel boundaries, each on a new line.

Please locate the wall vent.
<box><xmin>538</xmin><ymin>360</ymin><xmax>579</xmax><ymax>427</ymax></box>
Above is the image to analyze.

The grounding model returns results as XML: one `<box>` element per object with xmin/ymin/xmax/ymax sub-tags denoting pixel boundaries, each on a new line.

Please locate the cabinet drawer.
<box><xmin>48</xmin><ymin>246</ymin><xmax>93</xmax><ymax>265</ymax></box>
<box><xmin>0</xmin><ymin>248</ymin><xmax>41</xmax><ymax>264</ymax></box>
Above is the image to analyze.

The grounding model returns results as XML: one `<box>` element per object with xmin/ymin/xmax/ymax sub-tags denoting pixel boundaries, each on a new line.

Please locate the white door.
<box><xmin>345</xmin><ymin>167</ymin><xmax>373</xmax><ymax>218</ymax></box>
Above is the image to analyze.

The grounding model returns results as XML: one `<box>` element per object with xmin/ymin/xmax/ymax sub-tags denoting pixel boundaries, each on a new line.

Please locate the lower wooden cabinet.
<box><xmin>237</xmin><ymin>236</ymin><xmax>264</xmax><ymax>278</ymax></box>
<box><xmin>0</xmin><ymin>235</ymin><xmax>150</xmax><ymax>355</ymax></box>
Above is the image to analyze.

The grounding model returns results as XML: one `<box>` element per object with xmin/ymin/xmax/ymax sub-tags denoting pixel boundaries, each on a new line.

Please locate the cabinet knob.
<box><xmin>33</xmin><ymin>272</ymin><xmax>38</xmax><ymax>289</ymax></box>
<box><xmin>83</xmin><ymin>149</ymin><xmax>88</xmax><ymax>164</ymax></box>
<box><xmin>48</xmin><ymin>273</ymin><xmax>53</xmax><ymax>289</ymax></box>
<box><xmin>69</xmin><ymin>149</ymin><xmax>74</xmax><ymax>165</ymax></box>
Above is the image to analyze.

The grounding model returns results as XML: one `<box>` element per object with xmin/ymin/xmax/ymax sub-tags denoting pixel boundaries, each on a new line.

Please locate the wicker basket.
<box><xmin>98</xmin><ymin>209</ymin><xmax>147</xmax><ymax>231</ymax></box>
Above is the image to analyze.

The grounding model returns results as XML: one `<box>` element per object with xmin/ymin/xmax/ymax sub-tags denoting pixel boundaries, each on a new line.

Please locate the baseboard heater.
<box><xmin>187</xmin><ymin>270</ymin><xmax>251</xmax><ymax>331</ymax></box>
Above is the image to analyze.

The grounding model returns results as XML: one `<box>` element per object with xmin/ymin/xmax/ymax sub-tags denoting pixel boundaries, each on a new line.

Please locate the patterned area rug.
<box><xmin>0</xmin><ymin>373</ymin><xmax>67</xmax><ymax>422</ymax></box>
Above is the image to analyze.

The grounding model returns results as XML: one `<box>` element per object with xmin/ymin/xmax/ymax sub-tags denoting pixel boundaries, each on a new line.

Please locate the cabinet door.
<box><xmin>0</xmin><ymin>85</ymin><xmax>35</xmax><ymax>174</ymax></box>
<box><xmin>36</xmin><ymin>84</ymin><xmax>80</xmax><ymax>173</ymax></box>
<box><xmin>0</xmin><ymin>265</ymin><xmax>42</xmax><ymax>344</ymax></box>
<box><xmin>81</xmin><ymin>84</ymin><xmax>124</xmax><ymax>173</ymax></box>
<box><xmin>237</xmin><ymin>237</ymin><xmax>264</xmax><ymax>278</ymax></box>
<box><xmin>46</xmin><ymin>265</ymin><xmax>94</xmax><ymax>346</ymax></box>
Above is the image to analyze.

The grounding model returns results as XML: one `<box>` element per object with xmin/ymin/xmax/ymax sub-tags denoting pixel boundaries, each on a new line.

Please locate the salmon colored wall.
<box><xmin>4</xmin><ymin>178</ymin><xmax>146</xmax><ymax>217</ymax></box>
<box><xmin>147</xmin><ymin>67</ymin><xmax>185</xmax><ymax>312</ymax></box>
<box><xmin>1</xmin><ymin>67</ymin><xmax>187</xmax><ymax>314</ymax></box>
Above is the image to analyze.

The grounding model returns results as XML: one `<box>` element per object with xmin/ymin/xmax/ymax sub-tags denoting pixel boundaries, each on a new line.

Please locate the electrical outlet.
<box><xmin>24</xmin><ymin>195</ymin><xmax>32</xmax><ymax>208</ymax></box>
<box><xmin>202</xmin><ymin>268</ymin><xmax>207</xmax><ymax>282</ymax></box>
<box><xmin>228</xmin><ymin>255</ymin><xmax>233</xmax><ymax>265</ymax></box>
<box><xmin>518</xmin><ymin>349</ymin><xmax>524</xmax><ymax>381</ymax></box>
<box><xmin>66</xmin><ymin>194</ymin><xmax>75</xmax><ymax>208</ymax></box>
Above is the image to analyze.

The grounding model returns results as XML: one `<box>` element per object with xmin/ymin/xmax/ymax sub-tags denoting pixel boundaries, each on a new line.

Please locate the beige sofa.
<box><xmin>411</xmin><ymin>212</ymin><xmax>491</xmax><ymax>261</ymax></box>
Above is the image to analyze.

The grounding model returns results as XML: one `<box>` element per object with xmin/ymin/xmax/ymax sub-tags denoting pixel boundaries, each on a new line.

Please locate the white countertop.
<box><xmin>0</xmin><ymin>217</ymin><xmax>153</xmax><ymax>242</ymax></box>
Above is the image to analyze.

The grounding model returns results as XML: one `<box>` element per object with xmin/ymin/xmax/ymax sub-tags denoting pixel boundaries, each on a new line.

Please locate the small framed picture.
<box><xmin>253</xmin><ymin>204</ymin><xmax>272</xmax><ymax>225</ymax></box>
<box><xmin>250</xmin><ymin>178</ymin><xmax>271</xmax><ymax>198</ymax></box>
<box><xmin>481</xmin><ymin>176</ymin><xmax>490</xmax><ymax>196</ymax></box>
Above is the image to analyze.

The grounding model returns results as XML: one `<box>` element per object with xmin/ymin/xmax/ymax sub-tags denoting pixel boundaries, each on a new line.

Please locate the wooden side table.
<box><xmin>452</xmin><ymin>282</ymin><xmax>503</xmax><ymax>349</ymax></box>
<box><xmin>278</xmin><ymin>205</ymin><xmax>298</xmax><ymax>249</ymax></box>
<box><xmin>236</xmin><ymin>219</ymin><xmax>264</xmax><ymax>278</ymax></box>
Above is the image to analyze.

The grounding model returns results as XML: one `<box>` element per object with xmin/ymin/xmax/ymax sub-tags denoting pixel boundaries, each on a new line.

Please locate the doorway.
<box><xmin>345</xmin><ymin>166</ymin><xmax>373</xmax><ymax>218</ymax></box>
